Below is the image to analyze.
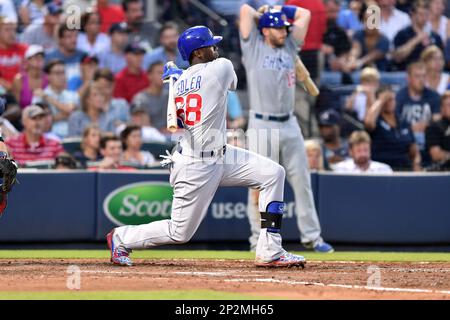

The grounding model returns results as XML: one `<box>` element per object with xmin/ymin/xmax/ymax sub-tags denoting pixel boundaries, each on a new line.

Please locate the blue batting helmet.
<box><xmin>178</xmin><ymin>26</ymin><xmax>223</xmax><ymax>61</ymax></box>
<box><xmin>258</xmin><ymin>10</ymin><xmax>291</xmax><ymax>30</ymax></box>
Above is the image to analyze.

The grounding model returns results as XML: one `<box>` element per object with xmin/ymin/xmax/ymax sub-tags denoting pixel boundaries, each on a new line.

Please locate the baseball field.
<box><xmin>0</xmin><ymin>250</ymin><xmax>449</xmax><ymax>300</ymax></box>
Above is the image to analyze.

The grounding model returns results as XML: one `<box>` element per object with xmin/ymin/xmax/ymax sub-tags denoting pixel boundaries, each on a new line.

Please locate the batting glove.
<box><xmin>162</xmin><ymin>62</ymin><xmax>183</xmax><ymax>82</ymax></box>
<box><xmin>160</xmin><ymin>150</ymin><xmax>175</xmax><ymax>168</ymax></box>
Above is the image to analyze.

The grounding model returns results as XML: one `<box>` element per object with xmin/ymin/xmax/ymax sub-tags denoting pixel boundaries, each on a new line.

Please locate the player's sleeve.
<box><xmin>213</xmin><ymin>58</ymin><xmax>238</xmax><ymax>91</ymax></box>
<box><xmin>285</xmin><ymin>27</ymin><xmax>303</xmax><ymax>61</ymax></box>
<box><xmin>287</xmin><ymin>25</ymin><xmax>304</xmax><ymax>49</ymax></box>
<box><xmin>239</xmin><ymin>24</ymin><xmax>259</xmax><ymax>57</ymax></box>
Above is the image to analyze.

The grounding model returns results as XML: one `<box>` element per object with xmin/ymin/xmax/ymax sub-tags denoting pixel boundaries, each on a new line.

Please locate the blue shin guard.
<box><xmin>261</xmin><ymin>201</ymin><xmax>285</xmax><ymax>233</ymax></box>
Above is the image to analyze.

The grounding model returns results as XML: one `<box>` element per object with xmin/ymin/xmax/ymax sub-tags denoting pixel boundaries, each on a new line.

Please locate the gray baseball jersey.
<box><xmin>241</xmin><ymin>24</ymin><xmax>324</xmax><ymax>246</ymax></box>
<box><xmin>241</xmin><ymin>26</ymin><xmax>299</xmax><ymax>115</ymax></box>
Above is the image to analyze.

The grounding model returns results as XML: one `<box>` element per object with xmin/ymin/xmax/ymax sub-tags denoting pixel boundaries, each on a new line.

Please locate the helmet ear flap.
<box><xmin>188</xmin><ymin>48</ymin><xmax>200</xmax><ymax>65</ymax></box>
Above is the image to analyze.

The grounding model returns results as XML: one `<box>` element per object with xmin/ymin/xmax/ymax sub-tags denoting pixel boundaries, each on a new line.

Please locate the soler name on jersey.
<box><xmin>176</xmin><ymin>75</ymin><xmax>202</xmax><ymax>96</ymax></box>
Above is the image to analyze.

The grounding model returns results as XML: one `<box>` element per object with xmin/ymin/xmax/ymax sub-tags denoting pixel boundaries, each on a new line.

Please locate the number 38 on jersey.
<box><xmin>175</xmin><ymin>93</ymin><xmax>203</xmax><ymax>127</ymax></box>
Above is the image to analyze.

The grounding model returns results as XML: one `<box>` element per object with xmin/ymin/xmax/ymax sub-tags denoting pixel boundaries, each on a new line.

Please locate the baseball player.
<box><xmin>239</xmin><ymin>4</ymin><xmax>334</xmax><ymax>252</ymax></box>
<box><xmin>107</xmin><ymin>26</ymin><xmax>306</xmax><ymax>267</ymax></box>
<box><xmin>0</xmin><ymin>98</ymin><xmax>18</xmax><ymax>216</ymax></box>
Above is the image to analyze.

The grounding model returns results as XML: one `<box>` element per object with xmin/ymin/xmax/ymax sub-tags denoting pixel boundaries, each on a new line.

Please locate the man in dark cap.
<box><xmin>318</xmin><ymin>109</ymin><xmax>349</xmax><ymax>168</ymax></box>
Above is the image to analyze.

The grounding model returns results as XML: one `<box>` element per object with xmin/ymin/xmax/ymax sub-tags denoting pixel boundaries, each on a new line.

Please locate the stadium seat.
<box><xmin>62</xmin><ymin>137</ymin><xmax>82</xmax><ymax>155</ymax></box>
<box><xmin>320</xmin><ymin>72</ymin><xmax>342</xmax><ymax>86</ymax></box>
<box><xmin>380</xmin><ymin>72</ymin><xmax>407</xmax><ymax>86</ymax></box>
<box><xmin>23</xmin><ymin>160</ymin><xmax>55</xmax><ymax>169</ymax></box>
<box><xmin>330</xmin><ymin>85</ymin><xmax>358</xmax><ymax>110</ymax></box>
<box><xmin>351</xmin><ymin>71</ymin><xmax>407</xmax><ymax>86</ymax></box>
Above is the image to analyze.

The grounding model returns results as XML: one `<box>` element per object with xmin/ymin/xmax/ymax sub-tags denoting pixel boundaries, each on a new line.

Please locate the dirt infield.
<box><xmin>0</xmin><ymin>259</ymin><xmax>449</xmax><ymax>299</ymax></box>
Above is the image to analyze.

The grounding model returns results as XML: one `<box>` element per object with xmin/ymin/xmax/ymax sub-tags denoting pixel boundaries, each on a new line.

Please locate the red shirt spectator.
<box><xmin>113</xmin><ymin>68</ymin><xmax>149</xmax><ymax>103</ymax></box>
<box><xmin>0</xmin><ymin>20</ymin><xmax>27</xmax><ymax>90</ymax></box>
<box><xmin>6</xmin><ymin>105</ymin><xmax>64</xmax><ymax>165</ymax></box>
<box><xmin>113</xmin><ymin>43</ymin><xmax>149</xmax><ymax>103</ymax></box>
<box><xmin>96</xmin><ymin>0</ymin><xmax>126</xmax><ymax>34</ymax></box>
<box><xmin>286</xmin><ymin>0</ymin><xmax>327</xmax><ymax>51</ymax></box>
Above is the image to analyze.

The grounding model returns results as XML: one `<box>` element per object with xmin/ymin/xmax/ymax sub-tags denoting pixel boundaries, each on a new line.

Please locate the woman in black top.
<box><xmin>364</xmin><ymin>85</ymin><xmax>422</xmax><ymax>171</ymax></box>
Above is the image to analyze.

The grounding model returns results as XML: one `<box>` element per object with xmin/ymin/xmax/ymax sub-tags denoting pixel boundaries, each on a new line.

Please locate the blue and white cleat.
<box><xmin>106</xmin><ymin>229</ymin><xmax>133</xmax><ymax>266</ymax></box>
<box><xmin>313</xmin><ymin>241</ymin><xmax>334</xmax><ymax>253</ymax></box>
<box><xmin>255</xmin><ymin>250</ymin><xmax>306</xmax><ymax>268</ymax></box>
<box><xmin>304</xmin><ymin>239</ymin><xmax>334</xmax><ymax>253</ymax></box>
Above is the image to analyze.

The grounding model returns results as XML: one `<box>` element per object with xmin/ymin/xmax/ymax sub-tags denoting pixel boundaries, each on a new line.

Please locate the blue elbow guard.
<box><xmin>281</xmin><ymin>5</ymin><xmax>297</xmax><ymax>20</ymax></box>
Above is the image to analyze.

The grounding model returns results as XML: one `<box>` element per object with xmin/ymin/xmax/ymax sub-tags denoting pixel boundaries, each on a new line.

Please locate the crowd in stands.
<box><xmin>0</xmin><ymin>0</ymin><xmax>449</xmax><ymax>172</ymax></box>
<box><xmin>299</xmin><ymin>0</ymin><xmax>450</xmax><ymax>172</ymax></box>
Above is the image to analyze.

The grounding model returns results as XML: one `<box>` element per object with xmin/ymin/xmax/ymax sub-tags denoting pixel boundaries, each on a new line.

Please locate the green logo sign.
<box><xmin>104</xmin><ymin>182</ymin><xmax>173</xmax><ymax>226</ymax></box>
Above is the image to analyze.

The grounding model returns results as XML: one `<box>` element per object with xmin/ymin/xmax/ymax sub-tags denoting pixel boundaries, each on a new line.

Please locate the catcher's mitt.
<box><xmin>0</xmin><ymin>152</ymin><xmax>17</xmax><ymax>216</ymax></box>
<box><xmin>0</xmin><ymin>152</ymin><xmax>17</xmax><ymax>193</ymax></box>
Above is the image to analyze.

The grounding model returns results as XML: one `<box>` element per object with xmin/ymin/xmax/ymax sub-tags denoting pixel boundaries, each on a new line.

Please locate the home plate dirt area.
<box><xmin>0</xmin><ymin>259</ymin><xmax>449</xmax><ymax>299</ymax></box>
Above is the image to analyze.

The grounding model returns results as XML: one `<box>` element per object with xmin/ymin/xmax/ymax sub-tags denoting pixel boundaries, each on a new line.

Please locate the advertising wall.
<box><xmin>0</xmin><ymin>172</ymin><xmax>97</xmax><ymax>242</ymax></box>
<box><xmin>96</xmin><ymin>171</ymin><xmax>307</xmax><ymax>241</ymax></box>
<box><xmin>0</xmin><ymin>170</ymin><xmax>449</xmax><ymax>244</ymax></box>
<box><xmin>318</xmin><ymin>173</ymin><xmax>450</xmax><ymax>244</ymax></box>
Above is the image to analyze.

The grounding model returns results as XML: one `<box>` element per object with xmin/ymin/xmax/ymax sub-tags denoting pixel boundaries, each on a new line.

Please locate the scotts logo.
<box><xmin>103</xmin><ymin>182</ymin><xmax>173</xmax><ymax>226</ymax></box>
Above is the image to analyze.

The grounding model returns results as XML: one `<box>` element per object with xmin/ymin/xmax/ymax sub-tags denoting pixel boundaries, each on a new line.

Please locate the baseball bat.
<box><xmin>295</xmin><ymin>56</ymin><xmax>320</xmax><ymax>97</ymax></box>
<box><xmin>166</xmin><ymin>75</ymin><xmax>178</xmax><ymax>133</ymax></box>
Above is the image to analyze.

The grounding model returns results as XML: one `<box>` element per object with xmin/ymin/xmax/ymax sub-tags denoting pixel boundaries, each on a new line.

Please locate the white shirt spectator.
<box><xmin>0</xmin><ymin>0</ymin><xmax>18</xmax><ymax>22</ymax></box>
<box><xmin>122</xmin><ymin>150</ymin><xmax>156</xmax><ymax>167</ymax></box>
<box><xmin>332</xmin><ymin>159</ymin><xmax>393</xmax><ymax>174</ymax></box>
<box><xmin>426</xmin><ymin>72</ymin><xmax>450</xmax><ymax>95</ymax></box>
<box><xmin>141</xmin><ymin>127</ymin><xmax>167</xmax><ymax>143</ymax></box>
<box><xmin>425</xmin><ymin>15</ymin><xmax>449</xmax><ymax>44</ymax></box>
<box><xmin>379</xmin><ymin>8</ymin><xmax>411</xmax><ymax>45</ymax></box>
<box><xmin>352</xmin><ymin>92</ymin><xmax>369</xmax><ymax>121</ymax></box>
<box><xmin>76</xmin><ymin>33</ymin><xmax>111</xmax><ymax>56</ymax></box>
<box><xmin>20</xmin><ymin>0</ymin><xmax>46</xmax><ymax>24</ymax></box>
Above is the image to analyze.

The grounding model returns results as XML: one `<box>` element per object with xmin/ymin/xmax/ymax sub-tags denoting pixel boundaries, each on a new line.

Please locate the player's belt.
<box><xmin>179</xmin><ymin>145</ymin><xmax>227</xmax><ymax>158</ymax></box>
<box><xmin>254</xmin><ymin>112</ymin><xmax>290</xmax><ymax>122</ymax></box>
